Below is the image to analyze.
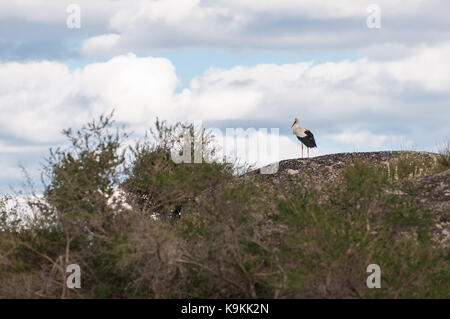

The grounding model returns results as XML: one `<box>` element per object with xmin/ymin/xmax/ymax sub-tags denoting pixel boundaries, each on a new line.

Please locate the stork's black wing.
<box><xmin>297</xmin><ymin>130</ymin><xmax>317</xmax><ymax>148</ymax></box>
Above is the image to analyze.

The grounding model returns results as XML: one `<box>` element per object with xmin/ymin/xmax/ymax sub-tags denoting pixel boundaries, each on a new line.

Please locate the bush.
<box><xmin>437</xmin><ymin>139</ymin><xmax>450</xmax><ymax>170</ymax></box>
<box><xmin>0</xmin><ymin>114</ymin><xmax>448</xmax><ymax>298</ymax></box>
<box><xmin>275</xmin><ymin>161</ymin><xmax>448</xmax><ymax>298</ymax></box>
<box><xmin>122</xmin><ymin>119</ymin><xmax>234</xmax><ymax>221</ymax></box>
<box><xmin>385</xmin><ymin>153</ymin><xmax>442</xmax><ymax>181</ymax></box>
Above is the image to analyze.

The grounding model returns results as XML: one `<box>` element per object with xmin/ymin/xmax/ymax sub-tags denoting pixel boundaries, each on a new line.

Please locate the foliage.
<box><xmin>0</xmin><ymin>115</ymin><xmax>448</xmax><ymax>298</ymax></box>
<box><xmin>385</xmin><ymin>153</ymin><xmax>443</xmax><ymax>182</ymax></box>
<box><xmin>276</xmin><ymin>161</ymin><xmax>447</xmax><ymax>298</ymax></box>
<box><xmin>437</xmin><ymin>139</ymin><xmax>450</xmax><ymax>170</ymax></box>
<box><xmin>122</xmin><ymin>118</ymin><xmax>234</xmax><ymax>221</ymax></box>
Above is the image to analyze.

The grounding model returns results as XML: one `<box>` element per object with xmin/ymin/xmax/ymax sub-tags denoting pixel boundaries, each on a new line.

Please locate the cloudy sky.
<box><xmin>1</xmin><ymin>0</ymin><xmax>450</xmax><ymax>192</ymax></box>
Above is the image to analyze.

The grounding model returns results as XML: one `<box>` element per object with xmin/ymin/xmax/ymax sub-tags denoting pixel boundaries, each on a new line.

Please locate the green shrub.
<box><xmin>122</xmin><ymin>119</ymin><xmax>235</xmax><ymax>221</ymax></box>
<box><xmin>385</xmin><ymin>153</ymin><xmax>441</xmax><ymax>181</ymax></box>
<box><xmin>275</xmin><ymin>161</ymin><xmax>448</xmax><ymax>298</ymax></box>
<box><xmin>0</xmin><ymin>114</ymin><xmax>448</xmax><ymax>299</ymax></box>
<box><xmin>437</xmin><ymin>139</ymin><xmax>450</xmax><ymax>170</ymax></box>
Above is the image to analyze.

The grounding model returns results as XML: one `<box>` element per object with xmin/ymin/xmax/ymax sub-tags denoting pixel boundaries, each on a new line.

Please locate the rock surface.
<box><xmin>253</xmin><ymin>151</ymin><xmax>438</xmax><ymax>182</ymax></box>
<box><xmin>396</xmin><ymin>169</ymin><xmax>450</xmax><ymax>247</ymax></box>
<box><xmin>247</xmin><ymin>151</ymin><xmax>449</xmax><ymax>247</ymax></box>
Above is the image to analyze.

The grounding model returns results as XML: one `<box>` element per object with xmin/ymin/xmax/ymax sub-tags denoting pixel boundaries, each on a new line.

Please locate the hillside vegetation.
<box><xmin>0</xmin><ymin>114</ymin><xmax>449</xmax><ymax>298</ymax></box>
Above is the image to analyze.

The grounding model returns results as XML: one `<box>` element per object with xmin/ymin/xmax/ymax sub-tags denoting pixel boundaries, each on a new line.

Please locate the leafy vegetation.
<box><xmin>0</xmin><ymin>114</ymin><xmax>448</xmax><ymax>298</ymax></box>
<box><xmin>437</xmin><ymin>139</ymin><xmax>450</xmax><ymax>170</ymax></box>
<box><xmin>276</xmin><ymin>161</ymin><xmax>446</xmax><ymax>298</ymax></box>
<box><xmin>385</xmin><ymin>152</ymin><xmax>446</xmax><ymax>182</ymax></box>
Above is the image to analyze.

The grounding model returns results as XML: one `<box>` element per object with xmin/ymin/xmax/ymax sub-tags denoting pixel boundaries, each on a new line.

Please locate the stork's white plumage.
<box><xmin>292</xmin><ymin>117</ymin><xmax>317</xmax><ymax>158</ymax></box>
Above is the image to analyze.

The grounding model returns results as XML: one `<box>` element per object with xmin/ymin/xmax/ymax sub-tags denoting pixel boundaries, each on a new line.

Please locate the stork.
<box><xmin>292</xmin><ymin>117</ymin><xmax>317</xmax><ymax>158</ymax></box>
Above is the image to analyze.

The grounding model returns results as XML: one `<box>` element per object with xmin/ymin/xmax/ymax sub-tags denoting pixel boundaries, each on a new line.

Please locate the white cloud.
<box><xmin>79</xmin><ymin>0</ymin><xmax>450</xmax><ymax>53</ymax></box>
<box><xmin>81</xmin><ymin>33</ymin><xmax>121</xmax><ymax>55</ymax></box>
<box><xmin>0</xmin><ymin>0</ymin><xmax>121</xmax><ymax>24</ymax></box>
<box><xmin>0</xmin><ymin>0</ymin><xmax>431</xmax><ymax>24</ymax></box>
<box><xmin>0</xmin><ymin>54</ymin><xmax>180</xmax><ymax>143</ymax></box>
<box><xmin>325</xmin><ymin>129</ymin><xmax>402</xmax><ymax>149</ymax></box>
<box><xmin>0</xmin><ymin>140</ymin><xmax>46</xmax><ymax>154</ymax></box>
<box><xmin>2</xmin><ymin>0</ymin><xmax>450</xmax><ymax>59</ymax></box>
<box><xmin>1</xmin><ymin>42</ymin><xmax>449</xmax><ymax>156</ymax></box>
<box><xmin>0</xmin><ymin>159</ymin><xmax>23</xmax><ymax>181</ymax></box>
<box><xmin>0</xmin><ymin>60</ymin><xmax>79</xmax><ymax>143</ymax></box>
<box><xmin>74</xmin><ymin>53</ymin><xmax>180</xmax><ymax>125</ymax></box>
<box><xmin>384</xmin><ymin>43</ymin><xmax>450</xmax><ymax>92</ymax></box>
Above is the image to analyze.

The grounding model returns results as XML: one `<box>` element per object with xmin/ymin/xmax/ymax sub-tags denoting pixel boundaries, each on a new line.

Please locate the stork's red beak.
<box><xmin>291</xmin><ymin>120</ymin><xmax>296</xmax><ymax>127</ymax></box>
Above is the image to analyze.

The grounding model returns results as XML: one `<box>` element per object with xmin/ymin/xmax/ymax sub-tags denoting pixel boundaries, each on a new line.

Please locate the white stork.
<box><xmin>292</xmin><ymin>117</ymin><xmax>317</xmax><ymax>158</ymax></box>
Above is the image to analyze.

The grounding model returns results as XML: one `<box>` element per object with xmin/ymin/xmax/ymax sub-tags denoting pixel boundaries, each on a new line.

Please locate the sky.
<box><xmin>1</xmin><ymin>0</ymin><xmax>450</xmax><ymax>193</ymax></box>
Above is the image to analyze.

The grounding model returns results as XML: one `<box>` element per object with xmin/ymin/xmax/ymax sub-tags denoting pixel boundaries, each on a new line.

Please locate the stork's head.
<box><xmin>292</xmin><ymin>117</ymin><xmax>300</xmax><ymax>127</ymax></box>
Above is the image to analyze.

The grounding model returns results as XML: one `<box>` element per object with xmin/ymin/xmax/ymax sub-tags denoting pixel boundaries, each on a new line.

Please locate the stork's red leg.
<box><xmin>301</xmin><ymin>143</ymin><xmax>303</xmax><ymax>158</ymax></box>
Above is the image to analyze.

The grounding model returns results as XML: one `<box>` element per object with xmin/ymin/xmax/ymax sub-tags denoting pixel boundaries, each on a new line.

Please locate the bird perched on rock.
<box><xmin>292</xmin><ymin>117</ymin><xmax>317</xmax><ymax>158</ymax></box>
